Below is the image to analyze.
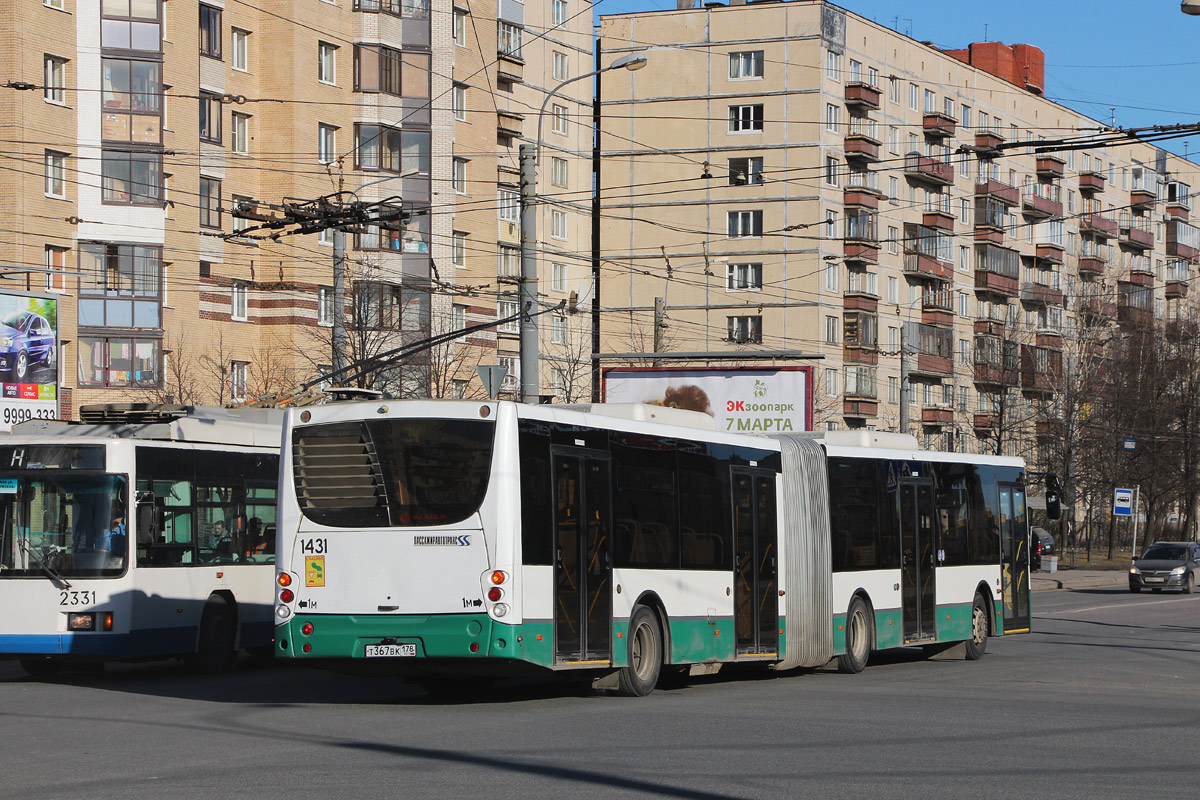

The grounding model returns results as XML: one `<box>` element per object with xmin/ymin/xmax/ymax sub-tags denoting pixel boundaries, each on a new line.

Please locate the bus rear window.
<box><xmin>293</xmin><ymin>418</ymin><xmax>494</xmax><ymax>528</ymax></box>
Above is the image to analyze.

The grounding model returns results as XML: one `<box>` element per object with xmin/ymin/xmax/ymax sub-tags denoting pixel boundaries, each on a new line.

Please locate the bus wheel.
<box><xmin>837</xmin><ymin>597</ymin><xmax>872</xmax><ymax>674</ymax></box>
<box><xmin>965</xmin><ymin>594</ymin><xmax>989</xmax><ymax>661</ymax></box>
<box><xmin>617</xmin><ymin>606</ymin><xmax>662</xmax><ymax>696</ymax></box>
<box><xmin>19</xmin><ymin>657</ymin><xmax>60</xmax><ymax>679</ymax></box>
<box><xmin>189</xmin><ymin>596</ymin><xmax>237</xmax><ymax>673</ymax></box>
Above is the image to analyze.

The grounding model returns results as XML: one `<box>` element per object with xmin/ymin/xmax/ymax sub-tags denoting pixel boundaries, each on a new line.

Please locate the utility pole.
<box><xmin>332</xmin><ymin>228</ymin><xmax>347</xmax><ymax>376</ymax></box>
<box><xmin>518</xmin><ymin>143</ymin><xmax>540</xmax><ymax>404</ymax></box>
<box><xmin>899</xmin><ymin>321</ymin><xmax>911</xmax><ymax>436</ymax></box>
<box><xmin>653</xmin><ymin>297</ymin><xmax>666</xmax><ymax>367</ymax></box>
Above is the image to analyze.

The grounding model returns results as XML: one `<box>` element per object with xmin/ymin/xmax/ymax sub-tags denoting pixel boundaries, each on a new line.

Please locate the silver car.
<box><xmin>1129</xmin><ymin>542</ymin><xmax>1200</xmax><ymax>593</ymax></box>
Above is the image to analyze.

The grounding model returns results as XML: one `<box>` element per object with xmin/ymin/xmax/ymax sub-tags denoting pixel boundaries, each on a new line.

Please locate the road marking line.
<box><xmin>1052</xmin><ymin>596</ymin><xmax>1200</xmax><ymax>615</ymax></box>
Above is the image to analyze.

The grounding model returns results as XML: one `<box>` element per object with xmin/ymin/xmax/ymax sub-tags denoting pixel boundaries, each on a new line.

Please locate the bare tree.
<box><xmin>544</xmin><ymin>315</ymin><xmax>594</xmax><ymax>403</ymax></box>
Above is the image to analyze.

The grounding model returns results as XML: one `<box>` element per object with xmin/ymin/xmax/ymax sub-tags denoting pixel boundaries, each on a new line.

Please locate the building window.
<box><xmin>454</xmin><ymin>10</ymin><xmax>467</xmax><ymax>46</ymax></box>
<box><xmin>318</xmin><ymin>286</ymin><xmax>334</xmax><ymax>326</ymax></box>
<box><xmin>825</xmin><ymin>156</ymin><xmax>839</xmax><ymax>186</ymax></box>
<box><xmin>452</xmin><ymin>231</ymin><xmax>467</xmax><ymax>266</ymax></box>
<box><xmin>353</xmin><ymin>45</ymin><xmax>430</xmax><ymax>98</ymax></box>
<box><xmin>199</xmin><ymin>176</ymin><xmax>221</xmax><ymax>229</ymax></box>
<box><xmin>552</xmin><ymin>0</ymin><xmax>568</xmax><ymax>26</ymax></box>
<box><xmin>79</xmin><ymin>337</ymin><xmax>161</xmax><ymax>388</ymax></box>
<box><xmin>498</xmin><ymin>245</ymin><xmax>519</xmax><ymax>276</ymax></box>
<box><xmin>728</xmin><ymin>104</ymin><xmax>764</xmax><ymax>133</ymax></box>
<box><xmin>199</xmin><ymin>92</ymin><xmax>221</xmax><ymax>143</ymax></box>
<box><xmin>729</xmin><ymin>50</ymin><xmax>764</xmax><ymax>79</ymax></box>
<box><xmin>551</xmin><ymin>209</ymin><xmax>567</xmax><ymax>240</ymax></box>
<box><xmin>45</xmin><ymin>0</ymin><xmax>65</xmax><ymax>9</ymax></box>
<box><xmin>498</xmin><ymin>188</ymin><xmax>519</xmax><ymax>222</ymax></box>
<box><xmin>825</xmin><ymin>262</ymin><xmax>838</xmax><ymax>292</ymax></box>
<box><xmin>553</xmin><ymin>51</ymin><xmax>569</xmax><ymax>81</ymax></box>
<box><xmin>231</xmin><ymin>282</ymin><xmax>248</xmax><ymax>321</ymax></box>
<box><xmin>825</xmin><ymin>103</ymin><xmax>840</xmax><ymax>133</ymax></box>
<box><xmin>200</xmin><ymin>4</ymin><xmax>222</xmax><ymax>59</ymax></box>
<box><xmin>452</xmin><ymin>303</ymin><xmax>467</xmax><ymax>330</ymax></box>
<box><xmin>318</xmin><ymin>228</ymin><xmax>332</xmax><ymax>246</ymax></box>
<box><xmin>824</xmin><ymin>368</ymin><xmax>838</xmax><ymax>398</ymax></box>
<box><xmin>44</xmin><ymin>56</ymin><xmax>66</xmax><ymax>103</ymax></box>
<box><xmin>888</xmin><ymin>376</ymin><xmax>899</xmax><ymax>403</ymax></box>
<box><xmin>101</xmin><ymin>150</ymin><xmax>161</xmax><ymax>204</ymax></box>
<box><xmin>498</xmin><ymin>300</ymin><xmax>520</xmax><ymax>333</ymax></box>
<box><xmin>230</xmin><ymin>361</ymin><xmax>248</xmax><ymax>400</ymax></box>
<box><xmin>231</xmin><ymin>29</ymin><xmax>249</xmax><ymax>71</ymax></box>
<box><xmin>318</xmin><ymin>42</ymin><xmax>337</xmax><ymax>84</ymax></box>
<box><xmin>231</xmin><ymin>194</ymin><xmax>251</xmax><ymax>233</ymax></box>
<box><xmin>727</xmin><ymin>262</ymin><xmax>762</xmax><ymax>291</ymax></box>
<box><xmin>550</xmin><ymin>156</ymin><xmax>569</xmax><ymax>189</ymax></box>
<box><xmin>826</xmin><ymin>50</ymin><xmax>840</xmax><ymax>80</ymax></box>
<box><xmin>452</xmin><ymin>157</ymin><xmax>468</xmax><ymax>193</ymax></box>
<box><xmin>552</xmin><ymin>262</ymin><xmax>567</xmax><ymax>292</ymax></box>
<box><xmin>728</xmin><ymin>315</ymin><xmax>762</xmax><ymax>344</ymax></box>
<box><xmin>318</xmin><ymin>123</ymin><xmax>337</xmax><ymax>164</ymax></box>
<box><xmin>355</xmin><ymin>282</ymin><xmax>402</xmax><ymax>329</ymax></box>
<box><xmin>728</xmin><ymin>156</ymin><xmax>763</xmax><ymax>186</ymax></box>
<box><xmin>498</xmin><ymin>22</ymin><xmax>523</xmax><ymax>58</ymax></box>
<box><xmin>551</xmin><ymin>104</ymin><xmax>568</xmax><ymax>135</ymax></box>
<box><xmin>727</xmin><ymin>210</ymin><xmax>762</xmax><ymax>238</ymax></box>
<box><xmin>354</xmin><ymin>124</ymin><xmax>430</xmax><ymax>174</ymax></box>
<box><xmin>924</xmin><ymin>89</ymin><xmax>935</xmax><ymax>113</ymax></box>
<box><xmin>551</xmin><ymin>314</ymin><xmax>566</xmax><ymax>344</ymax></box>
<box><xmin>908</xmin><ymin>82</ymin><xmax>918</xmax><ymax>110</ymax></box>
<box><xmin>102</xmin><ymin>0</ymin><xmax>162</xmax><ymax>52</ymax></box>
<box><xmin>45</xmin><ymin>246</ymin><xmax>68</xmax><ymax>293</ymax></box>
<box><xmin>452</xmin><ymin>83</ymin><xmax>466</xmax><ymax>120</ymax></box>
<box><xmin>44</xmin><ymin>150</ymin><xmax>66</xmax><ymax>198</ymax></box>
<box><xmin>78</xmin><ymin>242</ymin><xmax>162</xmax><ymax>330</ymax></box>
<box><xmin>231</xmin><ymin>112</ymin><xmax>249</xmax><ymax>154</ymax></box>
<box><xmin>825</xmin><ymin>315</ymin><xmax>839</xmax><ymax>344</ymax></box>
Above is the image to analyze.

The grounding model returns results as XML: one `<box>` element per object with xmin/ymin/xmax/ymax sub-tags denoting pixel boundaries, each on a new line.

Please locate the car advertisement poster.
<box><xmin>0</xmin><ymin>293</ymin><xmax>58</xmax><ymax>431</ymax></box>
<box><xmin>602</xmin><ymin>366</ymin><xmax>813</xmax><ymax>434</ymax></box>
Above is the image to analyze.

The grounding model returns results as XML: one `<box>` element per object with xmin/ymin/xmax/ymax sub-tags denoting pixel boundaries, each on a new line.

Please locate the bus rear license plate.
<box><xmin>365</xmin><ymin>643</ymin><xmax>417</xmax><ymax>657</ymax></box>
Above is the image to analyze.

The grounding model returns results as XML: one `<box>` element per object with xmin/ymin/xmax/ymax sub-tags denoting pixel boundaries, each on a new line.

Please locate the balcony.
<box><xmin>1035</xmin><ymin>155</ymin><xmax>1066</xmax><ymax>178</ymax></box>
<box><xmin>1166</xmin><ymin>219</ymin><xmax>1200</xmax><ymax>261</ymax></box>
<box><xmin>1021</xmin><ymin>283</ymin><xmax>1065</xmax><ymax>306</ymax></box>
<box><xmin>1119</xmin><ymin>219</ymin><xmax>1154</xmax><ymax>250</ymax></box>
<box><xmin>904</xmin><ymin>152</ymin><xmax>954</xmax><ymax>185</ymax></box>
<box><xmin>1035</xmin><ymin>243</ymin><xmax>1064</xmax><ymax>264</ymax></box>
<box><xmin>976</xmin><ymin>269</ymin><xmax>1018</xmax><ymax>297</ymax></box>
<box><xmin>921</xmin><ymin>293</ymin><xmax>954</xmax><ymax>328</ymax></box>
<box><xmin>921</xmin><ymin>406</ymin><xmax>954</xmax><ymax>425</ymax></box>
<box><xmin>1077</xmin><ymin>254</ymin><xmax>1106</xmax><ymax>277</ymax></box>
<box><xmin>1020</xmin><ymin>346</ymin><xmax>1060</xmax><ymax>393</ymax></box>
<box><xmin>973</xmin><ymin>412</ymin><xmax>999</xmax><ymax>431</ymax></box>
<box><xmin>1166</xmin><ymin>280</ymin><xmax>1189</xmax><ymax>299</ymax></box>
<box><xmin>1166</xmin><ymin>202</ymin><xmax>1189</xmax><ymax>221</ymax></box>
<box><xmin>1126</xmin><ymin>267</ymin><xmax>1154</xmax><ymax>286</ymax></box>
<box><xmin>1080</xmin><ymin>213</ymin><xmax>1118</xmax><ymax>239</ymax></box>
<box><xmin>844</xmin><ymin>82</ymin><xmax>881</xmax><ymax>110</ymax></box>
<box><xmin>1022</xmin><ymin>185</ymin><xmax>1062</xmax><ymax>218</ymax></box>
<box><xmin>975</xmin><ymin>179</ymin><xmax>1020</xmax><ymax>206</ymax></box>
<box><xmin>844</xmin><ymin>399</ymin><xmax>879</xmax><ymax>418</ymax></box>
<box><xmin>844</xmin><ymin>169</ymin><xmax>882</xmax><ymax>199</ymax></box>
<box><xmin>843</xmin><ymin>292</ymin><xmax>879</xmax><ymax>312</ymax></box>
<box><xmin>497</xmin><ymin>110</ymin><xmax>524</xmax><ymax>139</ymax></box>
<box><xmin>974</xmin><ymin>244</ymin><xmax>1020</xmax><ymax>297</ymax></box>
<box><xmin>914</xmin><ymin>354</ymin><xmax>954</xmax><ymax>379</ymax></box>
<box><xmin>1130</xmin><ymin>189</ymin><xmax>1156</xmax><ymax>209</ymax></box>
<box><xmin>1118</xmin><ymin>303</ymin><xmax>1153</xmax><ymax>329</ymax></box>
<box><xmin>904</xmin><ymin>251</ymin><xmax>954</xmax><ymax>281</ymax></box>
<box><xmin>974</xmin><ymin>226</ymin><xmax>1005</xmax><ymax>244</ymax></box>
<box><xmin>922</xmin><ymin>210</ymin><xmax>955</xmax><ymax>231</ymax></box>
<box><xmin>843</xmin><ymin>241</ymin><xmax>879</xmax><ymax>265</ymax></box>
<box><xmin>843</xmin><ymin>134</ymin><xmax>881</xmax><ymax>163</ymax></box>
<box><xmin>497</xmin><ymin>51</ymin><xmax>524</xmax><ymax>84</ymax></box>
<box><xmin>1079</xmin><ymin>297</ymin><xmax>1117</xmax><ymax>321</ymax></box>
<box><xmin>922</xmin><ymin>113</ymin><xmax>956</xmax><ymax>138</ymax></box>
<box><xmin>974</xmin><ymin>130</ymin><xmax>1004</xmax><ymax>154</ymax></box>
<box><xmin>1078</xmin><ymin>171</ymin><xmax>1105</xmax><ymax>193</ymax></box>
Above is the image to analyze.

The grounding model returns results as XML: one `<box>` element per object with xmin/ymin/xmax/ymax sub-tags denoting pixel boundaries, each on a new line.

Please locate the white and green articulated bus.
<box><xmin>275</xmin><ymin>400</ymin><xmax>1033</xmax><ymax>695</ymax></box>
<box><xmin>0</xmin><ymin>404</ymin><xmax>283</xmax><ymax>677</ymax></box>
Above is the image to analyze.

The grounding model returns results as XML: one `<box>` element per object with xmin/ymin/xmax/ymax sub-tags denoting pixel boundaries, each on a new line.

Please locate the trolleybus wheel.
<box><xmin>964</xmin><ymin>593</ymin><xmax>989</xmax><ymax>661</ymax></box>
<box><xmin>837</xmin><ymin>597</ymin><xmax>872</xmax><ymax>674</ymax></box>
<box><xmin>19</xmin><ymin>657</ymin><xmax>60</xmax><ymax>679</ymax></box>
<box><xmin>189</xmin><ymin>595</ymin><xmax>237</xmax><ymax>673</ymax></box>
<box><xmin>617</xmin><ymin>606</ymin><xmax>662</xmax><ymax>696</ymax></box>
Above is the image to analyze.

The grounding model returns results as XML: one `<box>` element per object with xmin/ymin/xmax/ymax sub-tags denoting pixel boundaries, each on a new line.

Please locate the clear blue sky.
<box><xmin>591</xmin><ymin>0</ymin><xmax>1200</xmax><ymax>158</ymax></box>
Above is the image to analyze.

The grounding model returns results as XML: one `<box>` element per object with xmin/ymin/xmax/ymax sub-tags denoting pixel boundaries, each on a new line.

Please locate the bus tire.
<box><xmin>19</xmin><ymin>657</ymin><xmax>60</xmax><ymax>679</ymax></box>
<box><xmin>965</xmin><ymin>593</ymin><xmax>989</xmax><ymax>661</ymax></box>
<box><xmin>617</xmin><ymin>606</ymin><xmax>662</xmax><ymax>696</ymax></box>
<box><xmin>189</xmin><ymin>596</ymin><xmax>238</xmax><ymax>673</ymax></box>
<box><xmin>837</xmin><ymin>597</ymin><xmax>872</xmax><ymax>674</ymax></box>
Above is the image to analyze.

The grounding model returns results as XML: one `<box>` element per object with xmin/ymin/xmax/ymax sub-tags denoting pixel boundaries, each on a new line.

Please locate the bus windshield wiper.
<box><xmin>18</xmin><ymin>538</ymin><xmax>71</xmax><ymax>588</ymax></box>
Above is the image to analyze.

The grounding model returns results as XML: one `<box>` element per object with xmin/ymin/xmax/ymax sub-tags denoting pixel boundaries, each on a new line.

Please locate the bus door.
<box><xmin>999</xmin><ymin>483</ymin><xmax>1031</xmax><ymax>633</ymax></box>
<box><xmin>899</xmin><ymin>480</ymin><xmax>937</xmax><ymax>643</ymax></box>
<box><xmin>552</xmin><ymin>451</ymin><xmax>612</xmax><ymax>664</ymax></box>
<box><xmin>732</xmin><ymin>469</ymin><xmax>778</xmax><ymax>657</ymax></box>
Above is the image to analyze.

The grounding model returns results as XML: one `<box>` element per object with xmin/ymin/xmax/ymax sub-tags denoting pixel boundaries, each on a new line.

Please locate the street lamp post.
<box><xmin>519</xmin><ymin>52</ymin><xmax>647</xmax><ymax>403</ymax></box>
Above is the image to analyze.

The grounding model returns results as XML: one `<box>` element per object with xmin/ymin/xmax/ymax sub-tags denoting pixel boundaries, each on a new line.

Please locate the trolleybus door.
<box><xmin>999</xmin><ymin>483</ymin><xmax>1031</xmax><ymax>633</ymax></box>
<box><xmin>552</xmin><ymin>452</ymin><xmax>612</xmax><ymax>664</ymax></box>
<box><xmin>899</xmin><ymin>481</ymin><xmax>937</xmax><ymax>643</ymax></box>
<box><xmin>732</xmin><ymin>469</ymin><xmax>778</xmax><ymax>657</ymax></box>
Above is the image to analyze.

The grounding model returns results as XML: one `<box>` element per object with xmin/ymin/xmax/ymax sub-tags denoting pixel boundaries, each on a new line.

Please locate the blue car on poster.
<box><xmin>0</xmin><ymin>311</ymin><xmax>55</xmax><ymax>382</ymax></box>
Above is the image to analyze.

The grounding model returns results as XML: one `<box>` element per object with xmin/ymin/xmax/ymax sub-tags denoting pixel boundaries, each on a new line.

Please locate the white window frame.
<box><xmin>454</xmin><ymin>10</ymin><xmax>467</xmax><ymax>47</ymax></box>
<box><xmin>452</xmin><ymin>231</ymin><xmax>466</xmax><ymax>266</ymax></box>
<box><xmin>552</xmin><ymin>262</ymin><xmax>568</xmax><ymax>292</ymax></box>
<box><xmin>726</xmin><ymin>262</ymin><xmax>763</xmax><ymax>292</ymax></box>
<box><xmin>550</xmin><ymin>156</ymin><xmax>568</xmax><ymax>188</ymax></box>
<box><xmin>317</xmin><ymin>286</ymin><xmax>334</xmax><ymax>327</ymax></box>
<box><xmin>728</xmin><ymin>104</ymin><xmax>764</xmax><ymax>133</ymax></box>
<box><xmin>727</xmin><ymin>210</ymin><xmax>763</xmax><ymax>238</ymax></box>
<box><xmin>825</xmin><ymin>103</ymin><xmax>839</xmax><ymax>133</ymax></box>
<box><xmin>552</xmin><ymin>51</ymin><xmax>569</xmax><ymax>81</ymax></box>
<box><xmin>231</xmin><ymin>361</ymin><xmax>248</xmax><ymax>400</ymax></box>
<box><xmin>551</xmin><ymin>104</ymin><xmax>568</xmax><ymax>135</ymax></box>
<box><xmin>44</xmin><ymin>56</ymin><xmax>66</xmax><ymax>104</ymax></box>
<box><xmin>44</xmin><ymin>150</ymin><xmax>66</xmax><ymax>198</ymax></box>
<box><xmin>551</xmin><ymin>314</ymin><xmax>567</xmax><ymax>344</ymax></box>
<box><xmin>498</xmin><ymin>300</ymin><xmax>520</xmax><ymax>334</ymax></box>
<box><xmin>45</xmin><ymin>245</ymin><xmax>67</xmax><ymax>294</ymax></box>
<box><xmin>452</xmin><ymin>303</ymin><xmax>467</xmax><ymax>330</ymax></box>
<box><xmin>232</xmin><ymin>29</ymin><xmax>249</xmax><ymax>72</ymax></box>
<box><xmin>498</xmin><ymin>188</ymin><xmax>519</xmax><ymax>222</ymax></box>
<box><xmin>452</xmin><ymin>157</ymin><xmax>468</xmax><ymax>193</ymax></box>
<box><xmin>452</xmin><ymin>83</ymin><xmax>466</xmax><ymax>121</ymax></box>
<box><xmin>552</xmin><ymin>0</ymin><xmax>568</xmax><ymax>27</ymax></box>
<box><xmin>231</xmin><ymin>112</ymin><xmax>249</xmax><ymax>155</ymax></box>
<box><xmin>231</xmin><ymin>282</ymin><xmax>249</xmax><ymax>321</ymax></box>
<box><xmin>318</xmin><ymin>123</ymin><xmax>337</xmax><ymax>164</ymax></box>
<box><xmin>729</xmin><ymin>50</ymin><xmax>764</xmax><ymax>80</ymax></box>
<box><xmin>551</xmin><ymin>208</ymin><xmax>567</xmax><ymax>240</ymax></box>
<box><xmin>826</xmin><ymin>50</ymin><xmax>840</xmax><ymax>80</ymax></box>
<box><xmin>318</xmin><ymin>42</ymin><xmax>337</xmax><ymax>85</ymax></box>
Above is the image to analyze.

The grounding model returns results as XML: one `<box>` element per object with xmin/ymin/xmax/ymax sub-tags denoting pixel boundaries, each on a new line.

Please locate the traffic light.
<box><xmin>1045</xmin><ymin>474</ymin><xmax>1063</xmax><ymax>520</ymax></box>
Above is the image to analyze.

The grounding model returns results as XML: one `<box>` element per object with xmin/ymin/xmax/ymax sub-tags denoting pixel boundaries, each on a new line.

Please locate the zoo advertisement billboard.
<box><xmin>602</xmin><ymin>366</ymin><xmax>813</xmax><ymax>434</ymax></box>
<box><xmin>0</xmin><ymin>293</ymin><xmax>59</xmax><ymax>431</ymax></box>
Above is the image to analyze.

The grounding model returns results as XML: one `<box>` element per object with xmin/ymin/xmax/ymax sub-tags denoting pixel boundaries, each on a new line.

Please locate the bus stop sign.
<box><xmin>1113</xmin><ymin>488</ymin><xmax>1134</xmax><ymax>516</ymax></box>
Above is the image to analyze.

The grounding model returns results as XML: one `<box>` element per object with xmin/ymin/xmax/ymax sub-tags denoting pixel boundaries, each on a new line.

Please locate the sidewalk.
<box><xmin>1031</xmin><ymin>569</ymin><xmax>1128</xmax><ymax>591</ymax></box>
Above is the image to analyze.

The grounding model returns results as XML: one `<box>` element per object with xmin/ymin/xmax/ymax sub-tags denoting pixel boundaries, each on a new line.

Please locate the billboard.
<box><xmin>603</xmin><ymin>366</ymin><xmax>813</xmax><ymax>434</ymax></box>
<box><xmin>0</xmin><ymin>293</ymin><xmax>59</xmax><ymax>431</ymax></box>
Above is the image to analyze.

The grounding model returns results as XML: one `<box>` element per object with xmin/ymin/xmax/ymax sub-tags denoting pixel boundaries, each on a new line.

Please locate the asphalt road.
<box><xmin>2</xmin><ymin>587</ymin><xmax>1197</xmax><ymax>800</ymax></box>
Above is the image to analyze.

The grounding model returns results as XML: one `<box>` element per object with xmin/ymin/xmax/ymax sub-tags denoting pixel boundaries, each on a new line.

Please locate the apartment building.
<box><xmin>598</xmin><ymin>0</ymin><xmax>1199</xmax><ymax>459</ymax></box>
<box><xmin>0</xmin><ymin>0</ymin><xmax>591</xmax><ymax>421</ymax></box>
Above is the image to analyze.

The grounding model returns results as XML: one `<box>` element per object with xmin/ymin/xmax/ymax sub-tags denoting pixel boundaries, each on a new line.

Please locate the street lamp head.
<box><xmin>609</xmin><ymin>53</ymin><xmax>648</xmax><ymax>71</ymax></box>
<box><xmin>1185</xmin><ymin>0</ymin><xmax>1200</xmax><ymax>15</ymax></box>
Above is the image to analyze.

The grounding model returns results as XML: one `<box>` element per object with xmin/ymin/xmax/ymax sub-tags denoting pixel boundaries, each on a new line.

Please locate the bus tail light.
<box><xmin>492</xmin><ymin>603</ymin><xmax>509</xmax><ymax>618</ymax></box>
<box><xmin>490</xmin><ymin>570</ymin><xmax>507</xmax><ymax>585</ymax></box>
<box><xmin>280</xmin><ymin>588</ymin><xmax>295</xmax><ymax>604</ymax></box>
<box><xmin>301</xmin><ymin>623</ymin><xmax>314</xmax><ymax>636</ymax></box>
<box><xmin>487</xmin><ymin>587</ymin><xmax>502</xmax><ymax>602</ymax></box>
<box><xmin>278</xmin><ymin>572</ymin><xmax>293</xmax><ymax>588</ymax></box>
<box><xmin>102</xmin><ymin>612</ymin><xmax>114</xmax><ymax>632</ymax></box>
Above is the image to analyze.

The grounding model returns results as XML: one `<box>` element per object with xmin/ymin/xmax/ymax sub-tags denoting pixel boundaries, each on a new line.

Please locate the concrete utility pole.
<box><xmin>518</xmin><ymin>143</ymin><xmax>540</xmax><ymax>404</ymax></box>
<box><xmin>899</xmin><ymin>320</ymin><xmax>911</xmax><ymax>436</ymax></box>
<box><xmin>332</xmin><ymin>228</ymin><xmax>347</xmax><ymax>375</ymax></box>
<box><xmin>653</xmin><ymin>297</ymin><xmax>666</xmax><ymax>367</ymax></box>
